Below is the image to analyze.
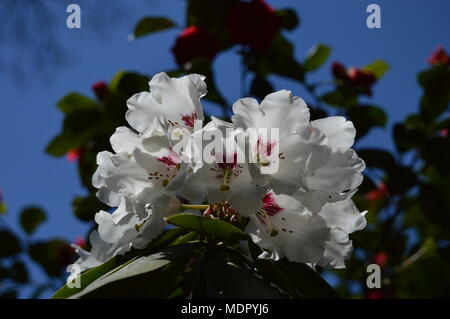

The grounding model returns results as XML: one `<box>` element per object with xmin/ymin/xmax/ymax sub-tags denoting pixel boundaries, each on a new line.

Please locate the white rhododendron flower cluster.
<box><xmin>67</xmin><ymin>72</ymin><xmax>367</xmax><ymax>282</ymax></box>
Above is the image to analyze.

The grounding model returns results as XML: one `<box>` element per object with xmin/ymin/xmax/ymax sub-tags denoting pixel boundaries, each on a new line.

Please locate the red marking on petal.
<box><xmin>217</xmin><ymin>152</ymin><xmax>238</xmax><ymax>171</ymax></box>
<box><xmin>262</xmin><ymin>192</ymin><xmax>283</xmax><ymax>216</ymax></box>
<box><xmin>157</xmin><ymin>151</ymin><xmax>180</xmax><ymax>169</ymax></box>
<box><xmin>181</xmin><ymin>112</ymin><xmax>198</xmax><ymax>128</ymax></box>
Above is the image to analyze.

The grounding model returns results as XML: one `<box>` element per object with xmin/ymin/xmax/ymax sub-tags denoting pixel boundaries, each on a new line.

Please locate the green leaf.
<box><xmin>321</xmin><ymin>89</ymin><xmax>358</xmax><ymax>108</ymax></box>
<box><xmin>357</xmin><ymin>148</ymin><xmax>396</xmax><ymax>173</ymax></box>
<box><xmin>166</xmin><ymin>214</ymin><xmax>249</xmax><ymax>240</ymax></box>
<box><xmin>72</xmin><ymin>194</ymin><xmax>108</xmax><ymax>222</ymax></box>
<box><xmin>347</xmin><ymin>105</ymin><xmax>387</xmax><ymax>139</ymax></box>
<box><xmin>29</xmin><ymin>239</ymin><xmax>71</xmax><ymax>277</ymax></box>
<box><xmin>248</xmin><ymin>242</ymin><xmax>338</xmax><ymax>299</ymax></box>
<box><xmin>363</xmin><ymin>60</ymin><xmax>390</xmax><ymax>79</ymax></box>
<box><xmin>0</xmin><ymin>230</ymin><xmax>21</xmax><ymax>257</ymax></box>
<box><xmin>273</xmin><ymin>259</ymin><xmax>339</xmax><ymax>299</ymax></box>
<box><xmin>169</xmin><ymin>231</ymin><xmax>198</xmax><ymax>246</ymax></box>
<box><xmin>393</xmin><ymin>123</ymin><xmax>427</xmax><ymax>152</ymax></box>
<box><xmin>69</xmin><ymin>244</ymin><xmax>197</xmax><ymax>299</ymax></box>
<box><xmin>418</xmin><ymin>66</ymin><xmax>450</xmax><ymax>123</ymax></box>
<box><xmin>52</xmin><ymin>228</ymin><xmax>185</xmax><ymax>299</ymax></box>
<box><xmin>304</xmin><ymin>44</ymin><xmax>331</xmax><ymax>72</ymax></box>
<box><xmin>193</xmin><ymin>256</ymin><xmax>287</xmax><ymax>299</ymax></box>
<box><xmin>46</xmin><ymin>134</ymin><xmax>81</xmax><ymax>157</ymax></box>
<box><xmin>133</xmin><ymin>17</ymin><xmax>176</xmax><ymax>38</ymax></box>
<box><xmin>276</xmin><ymin>9</ymin><xmax>300</xmax><ymax>31</ymax></box>
<box><xmin>247</xmin><ymin>35</ymin><xmax>304</xmax><ymax>81</ymax></box>
<box><xmin>57</xmin><ymin>93</ymin><xmax>98</xmax><ymax>114</ymax></box>
<box><xmin>19</xmin><ymin>206</ymin><xmax>47</xmax><ymax>235</ymax></box>
<box><xmin>109</xmin><ymin>71</ymin><xmax>150</xmax><ymax>96</ymax></box>
<box><xmin>0</xmin><ymin>202</ymin><xmax>7</xmax><ymax>215</ymax></box>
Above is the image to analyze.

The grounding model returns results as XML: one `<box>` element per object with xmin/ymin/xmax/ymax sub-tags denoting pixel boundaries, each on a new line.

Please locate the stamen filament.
<box><xmin>258</xmin><ymin>209</ymin><xmax>278</xmax><ymax>236</ymax></box>
<box><xmin>220</xmin><ymin>169</ymin><xmax>231</xmax><ymax>191</ymax></box>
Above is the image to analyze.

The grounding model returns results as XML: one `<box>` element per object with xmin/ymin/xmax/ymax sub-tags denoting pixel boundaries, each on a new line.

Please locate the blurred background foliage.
<box><xmin>1</xmin><ymin>0</ymin><xmax>450</xmax><ymax>298</ymax></box>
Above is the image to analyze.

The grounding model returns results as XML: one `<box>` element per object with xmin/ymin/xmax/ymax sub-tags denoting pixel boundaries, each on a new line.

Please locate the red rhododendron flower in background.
<box><xmin>372</xmin><ymin>251</ymin><xmax>389</xmax><ymax>267</ymax></box>
<box><xmin>366</xmin><ymin>182</ymin><xmax>389</xmax><ymax>203</ymax></box>
<box><xmin>440</xmin><ymin>128</ymin><xmax>449</xmax><ymax>138</ymax></box>
<box><xmin>67</xmin><ymin>148</ymin><xmax>83</xmax><ymax>162</ymax></box>
<box><xmin>91</xmin><ymin>81</ymin><xmax>110</xmax><ymax>101</ymax></box>
<box><xmin>348</xmin><ymin>68</ymin><xmax>377</xmax><ymax>87</ymax></box>
<box><xmin>171</xmin><ymin>26</ymin><xmax>219</xmax><ymax>66</ymax></box>
<box><xmin>332</xmin><ymin>61</ymin><xmax>377</xmax><ymax>92</ymax></box>
<box><xmin>428</xmin><ymin>46</ymin><xmax>450</xmax><ymax>66</ymax></box>
<box><xmin>227</xmin><ymin>0</ymin><xmax>280</xmax><ymax>51</ymax></box>
<box><xmin>331</xmin><ymin>62</ymin><xmax>348</xmax><ymax>81</ymax></box>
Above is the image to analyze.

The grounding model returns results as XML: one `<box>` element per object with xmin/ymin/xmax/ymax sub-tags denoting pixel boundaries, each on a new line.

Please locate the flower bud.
<box><xmin>91</xmin><ymin>81</ymin><xmax>110</xmax><ymax>101</ymax></box>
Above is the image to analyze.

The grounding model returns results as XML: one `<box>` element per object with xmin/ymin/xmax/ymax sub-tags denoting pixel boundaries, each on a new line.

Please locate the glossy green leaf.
<box><xmin>304</xmin><ymin>44</ymin><xmax>331</xmax><ymax>72</ymax></box>
<box><xmin>362</xmin><ymin>60</ymin><xmax>389</xmax><ymax>78</ymax></box>
<box><xmin>69</xmin><ymin>244</ymin><xmax>197</xmax><ymax>299</ymax></box>
<box><xmin>133</xmin><ymin>17</ymin><xmax>176</xmax><ymax>38</ymax></box>
<box><xmin>273</xmin><ymin>259</ymin><xmax>339</xmax><ymax>299</ymax></box>
<box><xmin>193</xmin><ymin>256</ymin><xmax>287</xmax><ymax>299</ymax></box>
<box><xmin>248</xmin><ymin>242</ymin><xmax>338</xmax><ymax>299</ymax></box>
<box><xmin>52</xmin><ymin>228</ymin><xmax>185</xmax><ymax>299</ymax></box>
<box><xmin>166</xmin><ymin>214</ymin><xmax>249</xmax><ymax>240</ymax></box>
<box><xmin>19</xmin><ymin>206</ymin><xmax>47</xmax><ymax>235</ymax></box>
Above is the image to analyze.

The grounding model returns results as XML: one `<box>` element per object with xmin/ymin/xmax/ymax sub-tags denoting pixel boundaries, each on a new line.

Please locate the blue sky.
<box><xmin>1</xmin><ymin>0</ymin><xmax>449</xmax><ymax>296</ymax></box>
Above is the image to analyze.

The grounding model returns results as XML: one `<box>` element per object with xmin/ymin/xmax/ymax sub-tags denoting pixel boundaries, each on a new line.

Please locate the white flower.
<box><xmin>68</xmin><ymin>72</ymin><xmax>368</xmax><ymax>279</ymax></box>
<box><xmin>232</xmin><ymin>90</ymin><xmax>365</xmax><ymax>198</ymax></box>
<box><xmin>67</xmin><ymin>194</ymin><xmax>183</xmax><ymax>283</ymax></box>
<box><xmin>183</xmin><ymin>117</ymin><xmax>267</xmax><ymax>216</ymax></box>
<box><xmin>92</xmin><ymin>121</ymin><xmax>191</xmax><ymax>208</ymax></box>
<box><xmin>246</xmin><ymin>191</ymin><xmax>367</xmax><ymax>268</ymax></box>
<box><xmin>67</xmin><ymin>230</ymin><xmax>127</xmax><ymax>283</ymax></box>
<box><xmin>126</xmin><ymin>72</ymin><xmax>206</xmax><ymax>133</ymax></box>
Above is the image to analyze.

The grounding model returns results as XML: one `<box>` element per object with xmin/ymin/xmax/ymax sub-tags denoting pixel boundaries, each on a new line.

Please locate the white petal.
<box><xmin>126</xmin><ymin>72</ymin><xmax>206</xmax><ymax>132</ymax></box>
<box><xmin>312</xmin><ymin>116</ymin><xmax>356</xmax><ymax>150</ymax></box>
<box><xmin>110</xmin><ymin>127</ymin><xmax>142</xmax><ymax>154</ymax></box>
